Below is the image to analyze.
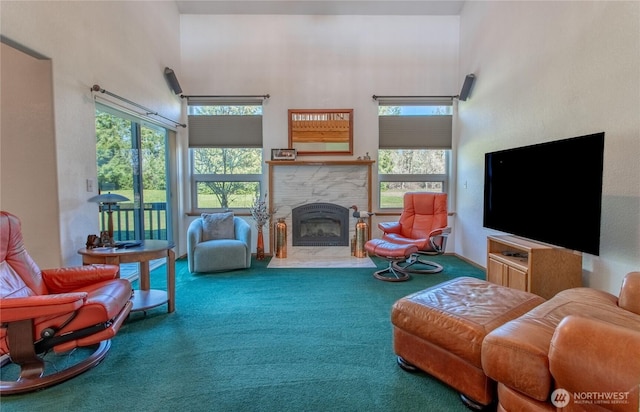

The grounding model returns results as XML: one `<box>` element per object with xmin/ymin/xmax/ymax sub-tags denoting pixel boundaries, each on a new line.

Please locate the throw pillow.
<box><xmin>201</xmin><ymin>212</ymin><xmax>235</xmax><ymax>241</ymax></box>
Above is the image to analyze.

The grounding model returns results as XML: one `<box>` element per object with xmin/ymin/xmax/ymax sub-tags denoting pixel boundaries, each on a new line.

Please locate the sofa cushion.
<box><xmin>201</xmin><ymin>212</ymin><xmax>234</xmax><ymax>241</ymax></box>
<box><xmin>618</xmin><ymin>272</ymin><xmax>640</xmax><ymax>315</ymax></box>
<box><xmin>549</xmin><ymin>316</ymin><xmax>640</xmax><ymax>411</ymax></box>
<box><xmin>482</xmin><ymin>287</ymin><xmax>640</xmax><ymax>402</ymax></box>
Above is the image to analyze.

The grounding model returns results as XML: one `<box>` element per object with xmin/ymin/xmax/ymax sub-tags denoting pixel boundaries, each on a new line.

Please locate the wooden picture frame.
<box><xmin>271</xmin><ymin>148</ymin><xmax>297</xmax><ymax>161</ymax></box>
<box><xmin>288</xmin><ymin>109</ymin><xmax>353</xmax><ymax>156</ymax></box>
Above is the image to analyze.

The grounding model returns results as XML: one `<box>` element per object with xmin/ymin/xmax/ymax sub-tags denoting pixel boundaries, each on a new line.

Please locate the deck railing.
<box><xmin>100</xmin><ymin>202</ymin><xmax>167</xmax><ymax>241</ymax></box>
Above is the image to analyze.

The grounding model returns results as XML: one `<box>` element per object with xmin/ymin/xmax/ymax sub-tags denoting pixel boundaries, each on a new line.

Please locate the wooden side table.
<box><xmin>78</xmin><ymin>240</ymin><xmax>175</xmax><ymax>313</ymax></box>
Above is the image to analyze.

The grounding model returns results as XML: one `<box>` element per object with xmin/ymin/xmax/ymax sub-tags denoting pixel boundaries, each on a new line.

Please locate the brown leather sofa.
<box><xmin>482</xmin><ymin>272</ymin><xmax>640</xmax><ymax>411</ymax></box>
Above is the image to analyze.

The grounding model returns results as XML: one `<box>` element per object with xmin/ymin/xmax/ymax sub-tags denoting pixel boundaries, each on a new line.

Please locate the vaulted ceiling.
<box><xmin>175</xmin><ymin>0</ymin><xmax>466</xmax><ymax>16</ymax></box>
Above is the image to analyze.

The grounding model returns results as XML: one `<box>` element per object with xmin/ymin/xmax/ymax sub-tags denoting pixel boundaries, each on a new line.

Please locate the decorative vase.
<box><xmin>275</xmin><ymin>218</ymin><xmax>287</xmax><ymax>258</ymax></box>
<box><xmin>257</xmin><ymin>226</ymin><xmax>265</xmax><ymax>260</ymax></box>
<box><xmin>355</xmin><ymin>218</ymin><xmax>368</xmax><ymax>258</ymax></box>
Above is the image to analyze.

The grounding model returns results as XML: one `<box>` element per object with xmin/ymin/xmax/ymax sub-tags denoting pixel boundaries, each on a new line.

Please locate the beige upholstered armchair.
<box><xmin>187</xmin><ymin>212</ymin><xmax>251</xmax><ymax>273</ymax></box>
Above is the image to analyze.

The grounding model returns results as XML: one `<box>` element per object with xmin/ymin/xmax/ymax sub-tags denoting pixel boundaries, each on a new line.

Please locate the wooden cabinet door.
<box><xmin>487</xmin><ymin>258</ymin><xmax>506</xmax><ymax>286</ymax></box>
<box><xmin>507</xmin><ymin>266</ymin><xmax>528</xmax><ymax>292</ymax></box>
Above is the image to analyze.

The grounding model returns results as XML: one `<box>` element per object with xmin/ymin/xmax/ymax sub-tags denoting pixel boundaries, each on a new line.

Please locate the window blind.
<box><xmin>188</xmin><ymin>115</ymin><xmax>262</xmax><ymax>148</ymax></box>
<box><xmin>186</xmin><ymin>96</ymin><xmax>264</xmax><ymax>148</ymax></box>
<box><xmin>377</xmin><ymin>98</ymin><xmax>452</xmax><ymax>149</ymax></box>
<box><xmin>379</xmin><ymin>116</ymin><xmax>452</xmax><ymax>149</ymax></box>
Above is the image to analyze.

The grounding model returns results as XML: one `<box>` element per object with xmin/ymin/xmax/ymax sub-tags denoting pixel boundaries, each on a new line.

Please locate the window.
<box><xmin>95</xmin><ymin>105</ymin><xmax>171</xmax><ymax>240</ymax></box>
<box><xmin>191</xmin><ymin>148</ymin><xmax>262</xmax><ymax>209</ymax></box>
<box><xmin>377</xmin><ymin>103</ymin><xmax>452</xmax><ymax>209</ymax></box>
<box><xmin>188</xmin><ymin>103</ymin><xmax>264</xmax><ymax>212</ymax></box>
<box><xmin>378</xmin><ymin>149</ymin><xmax>449</xmax><ymax>208</ymax></box>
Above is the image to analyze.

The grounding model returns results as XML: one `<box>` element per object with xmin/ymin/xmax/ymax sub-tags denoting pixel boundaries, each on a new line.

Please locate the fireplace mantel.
<box><xmin>267</xmin><ymin>159</ymin><xmax>374</xmax><ymax>259</ymax></box>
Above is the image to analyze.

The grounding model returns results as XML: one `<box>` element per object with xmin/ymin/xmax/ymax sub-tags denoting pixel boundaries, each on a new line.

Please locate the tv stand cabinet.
<box><xmin>486</xmin><ymin>235</ymin><xmax>582</xmax><ymax>299</ymax></box>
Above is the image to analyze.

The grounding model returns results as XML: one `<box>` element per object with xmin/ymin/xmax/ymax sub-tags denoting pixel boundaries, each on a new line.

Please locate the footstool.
<box><xmin>391</xmin><ymin>276</ymin><xmax>545</xmax><ymax>409</ymax></box>
<box><xmin>365</xmin><ymin>239</ymin><xmax>418</xmax><ymax>282</ymax></box>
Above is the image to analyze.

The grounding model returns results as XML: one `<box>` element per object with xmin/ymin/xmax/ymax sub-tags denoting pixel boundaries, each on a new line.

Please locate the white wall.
<box><xmin>0</xmin><ymin>1</ymin><xmax>182</xmax><ymax>265</ymax></box>
<box><xmin>1</xmin><ymin>42</ymin><xmax>61</xmax><ymax>268</ymax></box>
<box><xmin>180</xmin><ymin>14</ymin><xmax>460</xmax><ymax>155</ymax></box>
<box><xmin>457</xmin><ymin>1</ymin><xmax>640</xmax><ymax>293</ymax></box>
<box><xmin>178</xmin><ymin>14</ymin><xmax>461</xmax><ymax>253</ymax></box>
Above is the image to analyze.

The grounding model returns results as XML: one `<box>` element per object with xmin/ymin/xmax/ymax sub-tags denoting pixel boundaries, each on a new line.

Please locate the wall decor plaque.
<box><xmin>288</xmin><ymin>109</ymin><xmax>353</xmax><ymax>156</ymax></box>
<box><xmin>271</xmin><ymin>148</ymin><xmax>297</xmax><ymax>160</ymax></box>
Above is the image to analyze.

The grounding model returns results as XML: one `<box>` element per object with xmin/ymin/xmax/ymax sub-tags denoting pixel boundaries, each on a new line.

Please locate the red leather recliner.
<box><xmin>0</xmin><ymin>211</ymin><xmax>133</xmax><ymax>394</ymax></box>
<box><xmin>378</xmin><ymin>192</ymin><xmax>451</xmax><ymax>274</ymax></box>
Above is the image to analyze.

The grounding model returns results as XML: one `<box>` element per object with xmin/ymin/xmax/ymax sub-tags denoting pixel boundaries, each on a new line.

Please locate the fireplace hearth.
<box><xmin>292</xmin><ymin>203</ymin><xmax>349</xmax><ymax>247</ymax></box>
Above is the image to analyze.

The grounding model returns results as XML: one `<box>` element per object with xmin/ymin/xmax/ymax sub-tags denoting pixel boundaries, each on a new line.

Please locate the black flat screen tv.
<box><xmin>483</xmin><ymin>132</ymin><xmax>605</xmax><ymax>255</ymax></box>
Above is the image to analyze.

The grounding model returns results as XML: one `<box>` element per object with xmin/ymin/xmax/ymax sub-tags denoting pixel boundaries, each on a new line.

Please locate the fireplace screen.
<box><xmin>292</xmin><ymin>203</ymin><xmax>349</xmax><ymax>246</ymax></box>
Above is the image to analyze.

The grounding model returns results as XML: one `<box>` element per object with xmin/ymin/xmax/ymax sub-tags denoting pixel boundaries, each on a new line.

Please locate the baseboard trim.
<box><xmin>449</xmin><ymin>253</ymin><xmax>486</xmax><ymax>273</ymax></box>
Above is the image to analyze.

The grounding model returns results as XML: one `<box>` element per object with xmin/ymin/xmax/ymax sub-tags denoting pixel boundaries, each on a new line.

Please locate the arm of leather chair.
<box><xmin>41</xmin><ymin>265</ymin><xmax>120</xmax><ymax>294</ymax></box>
<box><xmin>619</xmin><ymin>271</ymin><xmax>640</xmax><ymax>315</ymax></box>
<box><xmin>378</xmin><ymin>221</ymin><xmax>401</xmax><ymax>234</ymax></box>
<box><xmin>428</xmin><ymin>226</ymin><xmax>451</xmax><ymax>253</ymax></box>
<box><xmin>549</xmin><ymin>315</ymin><xmax>640</xmax><ymax>409</ymax></box>
<box><xmin>428</xmin><ymin>226</ymin><xmax>451</xmax><ymax>237</ymax></box>
<box><xmin>0</xmin><ymin>293</ymin><xmax>87</xmax><ymax>322</ymax></box>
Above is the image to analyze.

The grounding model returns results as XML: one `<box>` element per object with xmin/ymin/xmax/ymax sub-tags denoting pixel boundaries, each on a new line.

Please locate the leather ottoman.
<box><xmin>365</xmin><ymin>238</ymin><xmax>418</xmax><ymax>282</ymax></box>
<box><xmin>391</xmin><ymin>276</ymin><xmax>545</xmax><ymax>409</ymax></box>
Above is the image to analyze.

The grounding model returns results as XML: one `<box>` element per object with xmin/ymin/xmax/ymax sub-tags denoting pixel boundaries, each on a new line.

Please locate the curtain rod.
<box><xmin>372</xmin><ymin>95</ymin><xmax>457</xmax><ymax>100</ymax></box>
<box><xmin>93</xmin><ymin>95</ymin><xmax>182</xmax><ymax>131</ymax></box>
<box><xmin>91</xmin><ymin>85</ymin><xmax>186</xmax><ymax>128</ymax></box>
<box><xmin>181</xmin><ymin>94</ymin><xmax>270</xmax><ymax>100</ymax></box>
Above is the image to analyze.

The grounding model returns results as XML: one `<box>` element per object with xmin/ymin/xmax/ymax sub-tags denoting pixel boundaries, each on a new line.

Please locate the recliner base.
<box><xmin>1</xmin><ymin>340</ymin><xmax>111</xmax><ymax>395</ymax></box>
<box><xmin>373</xmin><ymin>260</ymin><xmax>411</xmax><ymax>282</ymax></box>
<box><xmin>392</xmin><ymin>253</ymin><xmax>444</xmax><ymax>274</ymax></box>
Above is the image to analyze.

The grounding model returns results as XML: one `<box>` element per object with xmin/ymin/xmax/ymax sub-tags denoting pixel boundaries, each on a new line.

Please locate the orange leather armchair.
<box><xmin>378</xmin><ymin>192</ymin><xmax>451</xmax><ymax>274</ymax></box>
<box><xmin>0</xmin><ymin>211</ymin><xmax>133</xmax><ymax>394</ymax></box>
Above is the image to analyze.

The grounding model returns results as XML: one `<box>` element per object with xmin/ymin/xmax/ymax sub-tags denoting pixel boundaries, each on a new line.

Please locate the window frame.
<box><xmin>94</xmin><ymin>104</ymin><xmax>173</xmax><ymax>241</ymax></box>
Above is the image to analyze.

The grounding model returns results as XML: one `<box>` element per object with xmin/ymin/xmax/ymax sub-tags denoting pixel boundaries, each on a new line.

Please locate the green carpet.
<box><xmin>2</xmin><ymin>255</ymin><xmax>485</xmax><ymax>412</ymax></box>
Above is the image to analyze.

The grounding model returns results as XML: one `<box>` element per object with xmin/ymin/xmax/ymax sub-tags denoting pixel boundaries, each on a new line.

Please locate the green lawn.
<box><xmin>107</xmin><ymin>189</ymin><xmax>166</xmax><ymax>203</ymax></box>
<box><xmin>380</xmin><ymin>191</ymin><xmax>405</xmax><ymax>208</ymax></box>
<box><xmin>196</xmin><ymin>193</ymin><xmax>256</xmax><ymax>209</ymax></box>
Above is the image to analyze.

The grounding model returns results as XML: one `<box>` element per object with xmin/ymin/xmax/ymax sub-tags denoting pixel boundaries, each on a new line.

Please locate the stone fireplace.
<box><xmin>267</xmin><ymin>159</ymin><xmax>374</xmax><ymax>261</ymax></box>
<box><xmin>292</xmin><ymin>203</ymin><xmax>349</xmax><ymax>246</ymax></box>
